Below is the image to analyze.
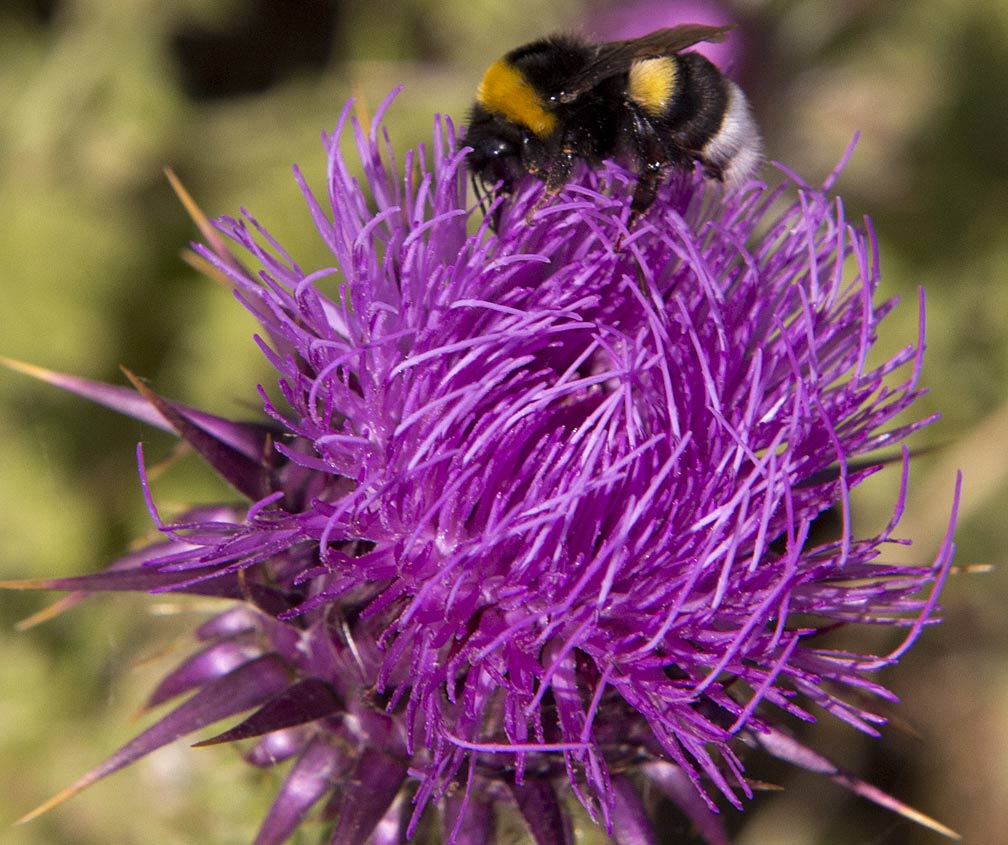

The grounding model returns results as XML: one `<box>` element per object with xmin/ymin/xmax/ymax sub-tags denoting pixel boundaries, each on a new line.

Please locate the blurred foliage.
<box><xmin>1</xmin><ymin>0</ymin><xmax>1005</xmax><ymax>843</ymax></box>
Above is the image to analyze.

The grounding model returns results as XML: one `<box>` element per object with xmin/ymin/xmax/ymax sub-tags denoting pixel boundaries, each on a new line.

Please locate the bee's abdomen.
<box><xmin>701</xmin><ymin>80</ymin><xmax>762</xmax><ymax>185</ymax></box>
<box><xmin>660</xmin><ymin>52</ymin><xmax>762</xmax><ymax>186</ymax></box>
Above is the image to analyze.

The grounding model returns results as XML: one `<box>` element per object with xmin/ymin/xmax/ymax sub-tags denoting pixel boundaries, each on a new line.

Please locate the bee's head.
<box><xmin>468</xmin><ymin>139</ymin><xmax>522</xmax><ymax>195</ymax></box>
<box><xmin>466</xmin><ymin>104</ymin><xmax>544</xmax><ymax>197</ymax></box>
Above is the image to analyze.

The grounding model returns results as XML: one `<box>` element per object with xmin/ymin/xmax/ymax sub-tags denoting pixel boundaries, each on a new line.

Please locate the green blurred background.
<box><xmin>1</xmin><ymin>1</ymin><xmax>1005</xmax><ymax>843</ymax></box>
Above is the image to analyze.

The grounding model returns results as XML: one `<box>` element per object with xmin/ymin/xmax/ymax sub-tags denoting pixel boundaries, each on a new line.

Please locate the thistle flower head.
<box><xmin>9</xmin><ymin>90</ymin><xmax>959</xmax><ymax>844</ymax></box>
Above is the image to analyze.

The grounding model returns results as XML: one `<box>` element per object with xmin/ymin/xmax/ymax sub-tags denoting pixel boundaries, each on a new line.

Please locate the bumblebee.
<box><xmin>466</xmin><ymin>25</ymin><xmax>762</xmax><ymax>216</ymax></box>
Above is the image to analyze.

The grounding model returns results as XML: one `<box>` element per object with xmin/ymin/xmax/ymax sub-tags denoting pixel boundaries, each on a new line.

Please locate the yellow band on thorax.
<box><xmin>477</xmin><ymin>60</ymin><xmax>558</xmax><ymax>139</ymax></box>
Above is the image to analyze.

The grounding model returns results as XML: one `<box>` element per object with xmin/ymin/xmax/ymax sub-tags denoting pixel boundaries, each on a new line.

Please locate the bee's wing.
<box><xmin>556</xmin><ymin>24</ymin><xmax>733</xmax><ymax>104</ymax></box>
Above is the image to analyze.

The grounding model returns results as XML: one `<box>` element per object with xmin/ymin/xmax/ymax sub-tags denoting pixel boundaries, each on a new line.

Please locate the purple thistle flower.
<box><xmin>6</xmin><ymin>89</ymin><xmax>960</xmax><ymax>844</ymax></box>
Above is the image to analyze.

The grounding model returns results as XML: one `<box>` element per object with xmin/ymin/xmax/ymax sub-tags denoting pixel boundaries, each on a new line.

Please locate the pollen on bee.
<box><xmin>627</xmin><ymin>57</ymin><xmax>677</xmax><ymax>116</ymax></box>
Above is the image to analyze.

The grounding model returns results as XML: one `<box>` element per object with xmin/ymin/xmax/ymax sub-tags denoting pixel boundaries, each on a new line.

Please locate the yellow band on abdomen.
<box><xmin>627</xmin><ymin>57</ymin><xmax>678</xmax><ymax>117</ymax></box>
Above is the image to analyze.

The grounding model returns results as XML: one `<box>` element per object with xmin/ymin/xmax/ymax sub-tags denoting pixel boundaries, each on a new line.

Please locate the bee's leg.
<box><xmin>543</xmin><ymin>149</ymin><xmax>575</xmax><ymax>200</ymax></box>
<box><xmin>623</xmin><ymin>110</ymin><xmax>682</xmax><ymax>218</ymax></box>
<box><xmin>525</xmin><ymin>143</ymin><xmax>574</xmax><ymax>222</ymax></box>
<box><xmin>630</xmin><ymin>166</ymin><xmax>662</xmax><ymax>215</ymax></box>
